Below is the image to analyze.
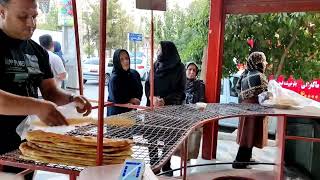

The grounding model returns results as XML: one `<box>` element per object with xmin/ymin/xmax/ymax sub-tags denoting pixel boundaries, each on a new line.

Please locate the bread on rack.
<box><xmin>32</xmin><ymin>116</ymin><xmax>136</xmax><ymax>128</ymax></box>
<box><xmin>19</xmin><ymin>130</ymin><xmax>133</xmax><ymax>167</ymax></box>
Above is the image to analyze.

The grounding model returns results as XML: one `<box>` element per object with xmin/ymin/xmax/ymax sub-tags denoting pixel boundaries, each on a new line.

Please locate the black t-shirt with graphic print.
<box><xmin>0</xmin><ymin>29</ymin><xmax>53</xmax><ymax>154</ymax></box>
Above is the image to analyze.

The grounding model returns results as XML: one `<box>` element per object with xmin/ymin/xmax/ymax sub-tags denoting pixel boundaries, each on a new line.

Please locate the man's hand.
<box><xmin>129</xmin><ymin>98</ymin><xmax>141</xmax><ymax>105</ymax></box>
<box><xmin>36</xmin><ymin>101</ymin><xmax>68</xmax><ymax>126</ymax></box>
<box><xmin>151</xmin><ymin>96</ymin><xmax>165</xmax><ymax>107</ymax></box>
<box><xmin>72</xmin><ymin>95</ymin><xmax>92</xmax><ymax>116</ymax></box>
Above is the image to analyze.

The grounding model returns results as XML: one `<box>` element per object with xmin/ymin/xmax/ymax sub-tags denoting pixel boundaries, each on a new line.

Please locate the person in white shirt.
<box><xmin>39</xmin><ymin>34</ymin><xmax>67</xmax><ymax>87</ymax></box>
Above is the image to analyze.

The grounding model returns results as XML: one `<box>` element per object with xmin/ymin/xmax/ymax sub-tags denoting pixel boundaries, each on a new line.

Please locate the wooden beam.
<box><xmin>225</xmin><ymin>0</ymin><xmax>320</xmax><ymax>14</ymax></box>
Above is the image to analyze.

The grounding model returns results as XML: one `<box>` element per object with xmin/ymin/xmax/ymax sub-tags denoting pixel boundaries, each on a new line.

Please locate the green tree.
<box><xmin>224</xmin><ymin>13</ymin><xmax>320</xmax><ymax>80</ymax></box>
<box><xmin>37</xmin><ymin>6</ymin><xmax>60</xmax><ymax>31</ymax></box>
<box><xmin>154</xmin><ymin>0</ymin><xmax>209</xmax><ymax>65</ymax></box>
<box><xmin>153</xmin><ymin>0</ymin><xmax>320</xmax><ymax>81</ymax></box>
<box><xmin>82</xmin><ymin>0</ymin><xmax>136</xmax><ymax>57</ymax></box>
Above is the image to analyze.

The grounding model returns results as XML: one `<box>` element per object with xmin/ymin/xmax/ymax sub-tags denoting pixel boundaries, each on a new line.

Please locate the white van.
<box><xmin>219</xmin><ymin>72</ymin><xmax>277</xmax><ymax>134</ymax></box>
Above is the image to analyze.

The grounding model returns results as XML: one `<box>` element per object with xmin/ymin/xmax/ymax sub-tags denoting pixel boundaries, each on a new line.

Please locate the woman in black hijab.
<box><xmin>185</xmin><ymin>62</ymin><xmax>205</xmax><ymax>104</ymax></box>
<box><xmin>145</xmin><ymin>41</ymin><xmax>186</xmax><ymax>176</ymax></box>
<box><xmin>107</xmin><ymin>49</ymin><xmax>143</xmax><ymax>116</ymax></box>
<box><xmin>145</xmin><ymin>41</ymin><xmax>186</xmax><ymax>106</ymax></box>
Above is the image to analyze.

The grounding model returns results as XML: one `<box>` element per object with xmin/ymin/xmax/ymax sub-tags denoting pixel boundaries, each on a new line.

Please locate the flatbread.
<box><xmin>26</xmin><ymin>130</ymin><xmax>133</xmax><ymax>147</ymax></box>
<box><xmin>30</xmin><ymin>141</ymin><xmax>131</xmax><ymax>153</ymax></box>
<box><xmin>20</xmin><ymin>154</ymin><xmax>125</xmax><ymax>167</ymax></box>
<box><xmin>20</xmin><ymin>155</ymin><xmax>92</xmax><ymax>167</ymax></box>
<box><xmin>20</xmin><ymin>143</ymin><xmax>128</xmax><ymax>165</ymax></box>
<box><xmin>26</xmin><ymin>142</ymin><xmax>132</xmax><ymax>158</ymax></box>
<box><xmin>32</xmin><ymin>116</ymin><xmax>135</xmax><ymax>127</ymax></box>
<box><xmin>104</xmin><ymin>116</ymin><xmax>136</xmax><ymax>127</ymax></box>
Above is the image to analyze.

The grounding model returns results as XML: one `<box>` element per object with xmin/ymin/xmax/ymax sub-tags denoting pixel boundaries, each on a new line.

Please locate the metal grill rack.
<box><xmin>0</xmin><ymin>150</ymin><xmax>83</xmax><ymax>172</ymax></box>
<box><xmin>67</xmin><ymin>103</ymin><xmax>275</xmax><ymax>170</ymax></box>
<box><xmin>0</xmin><ymin>103</ymin><xmax>275</xmax><ymax>172</ymax></box>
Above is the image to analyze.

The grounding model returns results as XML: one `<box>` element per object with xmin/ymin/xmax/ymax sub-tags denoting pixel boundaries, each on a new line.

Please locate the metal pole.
<box><xmin>127</xmin><ymin>32</ymin><xmax>130</xmax><ymax>51</ymax></box>
<box><xmin>275</xmin><ymin>115</ymin><xmax>287</xmax><ymax>180</ymax></box>
<box><xmin>183</xmin><ymin>139</ymin><xmax>188</xmax><ymax>180</ymax></box>
<box><xmin>202</xmin><ymin>0</ymin><xmax>225</xmax><ymax>160</ymax></box>
<box><xmin>71</xmin><ymin>0</ymin><xmax>83</xmax><ymax>95</ymax></box>
<box><xmin>134</xmin><ymin>41</ymin><xmax>137</xmax><ymax>69</ymax></box>
<box><xmin>150</xmin><ymin>10</ymin><xmax>155</xmax><ymax>110</ymax></box>
<box><xmin>97</xmin><ymin>0</ymin><xmax>108</xmax><ymax>166</ymax></box>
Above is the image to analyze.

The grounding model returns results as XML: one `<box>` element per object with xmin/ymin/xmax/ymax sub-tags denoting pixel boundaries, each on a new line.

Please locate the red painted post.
<box><xmin>97</xmin><ymin>0</ymin><xmax>108</xmax><ymax>166</ymax></box>
<box><xmin>71</xmin><ymin>0</ymin><xmax>83</xmax><ymax>95</ymax></box>
<box><xmin>202</xmin><ymin>0</ymin><xmax>225</xmax><ymax>160</ymax></box>
<box><xmin>150</xmin><ymin>10</ymin><xmax>155</xmax><ymax>110</ymax></box>
<box><xmin>275</xmin><ymin>115</ymin><xmax>287</xmax><ymax>180</ymax></box>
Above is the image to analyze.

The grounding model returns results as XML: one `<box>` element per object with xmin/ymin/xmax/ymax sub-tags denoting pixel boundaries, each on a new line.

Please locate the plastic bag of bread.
<box><xmin>16</xmin><ymin>102</ymin><xmax>86</xmax><ymax>140</ymax></box>
<box><xmin>259</xmin><ymin>80</ymin><xmax>320</xmax><ymax>109</ymax></box>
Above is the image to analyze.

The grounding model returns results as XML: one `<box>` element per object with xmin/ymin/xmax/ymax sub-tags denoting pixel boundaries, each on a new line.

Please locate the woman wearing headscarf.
<box><xmin>53</xmin><ymin>41</ymin><xmax>67</xmax><ymax>89</ymax></box>
<box><xmin>145</xmin><ymin>41</ymin><xmax>186</xmax><ymax>176</ymax></box>
<box><xmin>145</xmin><ymin>41</ymin><xmax>186</xmax><ymax>106</ymax></box>
<box><xmin>233</xmin><ymin>51</ymin><xmax>269</xmax><ymax>169</ymax></box>
<box><xmin>107</xmin><ymin>49</ymin><xmax>143</xmax><ymax>116</ymax></box>
<box><xmin>53</xmin><ymin>41</ymin><xmax>66</xmax><ymax>67</ymax></box>
<box><xmin>185</xmin><ymin>62</ymin><xmax>205</xmax><ymax>104</ymax></box>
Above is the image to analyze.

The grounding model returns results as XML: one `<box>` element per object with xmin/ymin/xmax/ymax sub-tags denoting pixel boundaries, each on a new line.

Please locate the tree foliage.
<box><xmin>37</xmin><ymin>6</ymin><xmax>60</xmax><ymax>31</ymax></box>
<box><xmin>225</xmin><ymin>13</ymin><xmax>320</xmax><ymax>80</ymax></box>
<box><xmin>154</xmin><ymin>0</ymin><xmax>209</xmax><ymax>65</ymax></box>
<box><xmin>82</xmin><ymin>0</ymin><xmax>136</xmax><ymax>57</ymax></box>
<box><xmin>153</xmin><ymin>0</ymin><xmax>320</xmax><ymax>81</ymax></box>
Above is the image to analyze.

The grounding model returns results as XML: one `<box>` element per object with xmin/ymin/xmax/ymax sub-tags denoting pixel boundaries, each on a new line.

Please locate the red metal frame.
<box><xmin>150</xmin><ymin>10</ymin><xmax>155</xmax><ymax>110</ymax></box>
<box><xmin>225</xmin><ymin>0</ymin><xmax>320</xmax><ymax>14</ymax></box>
<box><xmin>202</xmin><ymin>0</ymin><xmax>225</xmax><ymax>160</ymax></box>
<box><xmin>203</xmin><ymin>0</ymin><xmax>320</xmax><ymax>161</ymax></box>
<box><xmin>275</xmin><ymin>116</ymin><xmax>286</xmax><ymax>180</ymax></box>
<box><xmin>0</xmin><ymin>159</ymin><xmax>80</xmax><ymax>177</ymax></box>
<box><xmin>71</xmin><ymin>0</ymin><xmax>84</xmax><ymax>95</ymax></box>
<box><xmin>96</xmin><ymin>0</ymin><xmax>108</xmax><ymax>166</ymax></box>
<box><xmin>202</xmin><ymin>0</ymin><xmax>320</xmax><ymax>178</ymax></box>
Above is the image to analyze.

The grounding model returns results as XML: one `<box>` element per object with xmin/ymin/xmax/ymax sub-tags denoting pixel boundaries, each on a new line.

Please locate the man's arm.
<box><xmin>0</xmin><ymin>89</ymin><xmax>44</xmax><ymax>116</ymax></box>
<box><xmin>0</xmin><ymin>90</ymin><xmax>67</xmax><ymax>126</ymax></box>
<box><xmin>40</xmin><ymin>78</ymin><xmax>71</xmax><ymax>106</ymax></box>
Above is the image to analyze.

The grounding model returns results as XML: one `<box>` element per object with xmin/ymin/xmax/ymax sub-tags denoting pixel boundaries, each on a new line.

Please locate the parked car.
<box><xmin>219</xmin><ymin>73</ymin><xmax>277</xmax><ymax>134</ymax></box>
<box><xmin>82</xmin><ymin>57</ymin><xmax>113</xmax><ymax>85</ymax></box>
<box><xmin>130</xmin><ymin>57</ymin><xmax>149</xmax><ymax>81</ymax></box>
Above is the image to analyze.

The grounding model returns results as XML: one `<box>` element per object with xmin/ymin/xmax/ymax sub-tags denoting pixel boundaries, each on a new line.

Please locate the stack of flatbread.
<box><xmin>32</xmin><ymin>116</ymin><xmax>136</xmax><ymax>128</ymax></box>
<box><xmin>19</xmin><ymin>130</ymin><xmax>133</xmax><ymax>167</ymax></box>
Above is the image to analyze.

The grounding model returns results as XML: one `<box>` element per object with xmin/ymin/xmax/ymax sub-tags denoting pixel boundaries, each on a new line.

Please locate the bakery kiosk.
<box><xmin>1</xmin><ymin>0</ymin><xmax>320</xmax><ymax>180</ymax></box>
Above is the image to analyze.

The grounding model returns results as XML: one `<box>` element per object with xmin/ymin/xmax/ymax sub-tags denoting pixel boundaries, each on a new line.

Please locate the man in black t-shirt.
<box><xmin>0</xmin><ymin>0</ymin><xmax>92</xmax><ymax>178</ymax></box>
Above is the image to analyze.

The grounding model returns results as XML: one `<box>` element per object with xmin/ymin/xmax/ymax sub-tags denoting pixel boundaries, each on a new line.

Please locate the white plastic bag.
<box><xmin>259</xmin><ymin>80</ymin><xmax>320</xmax><ymax>109</ymax></box>
<box><xmin>16</xmin><ymin>102</ymin><xmax>83</xmax><ymax>140</ymax></box>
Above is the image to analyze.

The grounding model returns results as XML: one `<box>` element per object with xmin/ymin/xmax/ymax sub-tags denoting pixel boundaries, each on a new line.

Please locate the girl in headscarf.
<box><xmin>233</xmin><ymin>51</ymin><xmax>269</xmax><ymax>169</ymax></box>
<box><xmin>185</xmin><ymin>62</ymin><xmax>205</xmax><ymax>104</ymax></box>
<box><xmin>145</xmin><ymin>41</ymin><xmax>186</xmax><ymax>175</ymax></box>
<box><xmin>107</xmin><ymin>49</ymin><xmax>143</xmax><ymax>116</ymax></box>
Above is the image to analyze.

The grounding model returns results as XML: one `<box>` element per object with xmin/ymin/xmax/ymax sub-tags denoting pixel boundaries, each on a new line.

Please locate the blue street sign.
<box><xmin>129</xmin><ymin>33</ymin><xmax>143</xmax><ymax>42</ymax></box>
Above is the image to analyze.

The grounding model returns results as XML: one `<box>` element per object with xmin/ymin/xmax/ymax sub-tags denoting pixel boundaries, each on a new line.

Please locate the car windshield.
<box><xmin>130</xmin><ymin>59</ymin><xmax>143</xmax><ymax>64</ymax></box>
<box><xmin>84</xmin><ymin>58</ymin><xmax>99</xmax><ymax>65</ymax></box>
